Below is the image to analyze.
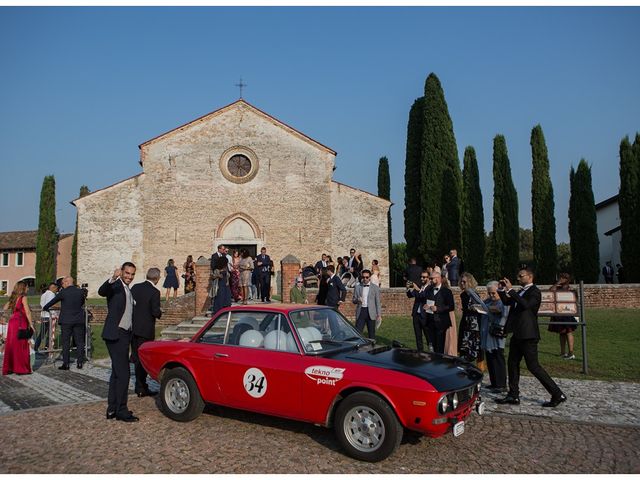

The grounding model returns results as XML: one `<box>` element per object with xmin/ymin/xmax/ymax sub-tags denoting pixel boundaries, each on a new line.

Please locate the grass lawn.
<box><xmin>375</xmin><ymin>309</ymin><xmax>639</xmax><ymax>383</ymax></box>
<box><xmin>0</xmin><ymin>295</ymin><xmax>107</xmax><ymax>307</ymax></box>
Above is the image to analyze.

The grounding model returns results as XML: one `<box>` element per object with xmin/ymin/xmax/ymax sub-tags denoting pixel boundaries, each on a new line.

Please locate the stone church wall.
<box><xmin>331</xmin><ymin>182</ymin><xmax>391</xmax><ymax>286</ymax></box>
<box><xmin>76</xmin><ymin>175</ymin><xmax>144</xmax><ymax>296</ymax></box>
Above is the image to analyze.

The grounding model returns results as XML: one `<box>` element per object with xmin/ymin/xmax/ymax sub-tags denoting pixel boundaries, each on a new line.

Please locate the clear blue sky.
<box><xmin>1</xmin><ymin>7</ymin><xmax>639</xmax><ymax>245</ymax></box>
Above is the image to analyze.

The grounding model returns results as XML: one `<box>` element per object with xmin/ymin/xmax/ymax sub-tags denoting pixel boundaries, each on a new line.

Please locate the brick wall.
<box><xmin>304</xmin><ymin>284</ymin><xmax>640</xmax><ymax>320</ymax></box>
<box><xmin>30</xmin><ymin>292</ymin><xmax>196</xmax><ymax>328</ymax></box>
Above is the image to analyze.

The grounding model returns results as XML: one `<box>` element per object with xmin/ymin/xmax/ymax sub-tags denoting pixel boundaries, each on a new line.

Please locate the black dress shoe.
<box><xmin>106</xmin><ymin>411</ymin><xmax>116</xmax><ymax>420</ymax></box>
<box><xmin>58</xmin><ymin>364</ymin><xmax>70</xmax><ymax>370</ymax></box>
<box><xmin>136</xmin><ymin>390</ymin><xmax>158</xmax><ymax>398</ymax></box>
<box><xmin>76</xmin><ymin>362</ymin><xmax>83</xmax><ymax>369</ymax></box>
<box><xmin>495</xmin><ymin>395</ymin><xmax>520</xmax><ymax>405</ymax></box>
<box><xmin>116</xmin><ymin>414</ymin><xmax>139</xmax><ymax>422</ymax></box>
<box><xmin>542</xmin><ymin>393</ymin><xmax>567</xmax><ymax>408</ymax></box>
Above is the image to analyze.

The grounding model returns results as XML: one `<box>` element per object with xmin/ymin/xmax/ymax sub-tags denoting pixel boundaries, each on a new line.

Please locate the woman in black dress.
<box><xmin>211</xmin><ymin>255</ymin><xmax>232</xmax><ymax>314</ymax></box>
<box><xmin>183</xmin><ymin>255</ymin><xmax>196</xmax><ymax>294</ymax></box>
<box><xmin>458</xmin><ymin>272</ymin><xmax>482</xmax><ymax>363</ymax></box>
<box><xmin>163</xmin><ymin>259</ymin><xmax>180</xmax><ymax>301</ymax></box>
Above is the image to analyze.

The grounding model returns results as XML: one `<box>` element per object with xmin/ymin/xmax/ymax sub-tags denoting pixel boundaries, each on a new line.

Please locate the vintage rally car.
<box><xmin>139</xmin><ymin>305</ymin><xmax>485</xmax><ymax>462</ymax></box>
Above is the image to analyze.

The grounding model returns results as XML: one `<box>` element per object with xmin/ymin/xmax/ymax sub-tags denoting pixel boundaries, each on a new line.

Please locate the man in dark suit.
<box><xmin>131</xmin><ymin>267</ymin><xmax>162</xmax><ymax>397</ymax></box>
<box><xmin>325</xmin><ymin>265</ymin><xmax>346</xmax><ymax>309</ymax></box>
<box><xmin>424</xmin><ymin>270</ymin><xmax>454</xmax><ymax>354</ymax></box>
<box><xmin>602</xmin><ymin>261</ymin><xmax>614</xmax><ymax>284</ymax></box>
<box><xmin>446</xmin><ymin>249</ymin><xmax>461</xmax><ymax>287</ymax></box>
<box><xmin>315</xmin><ymin>254</ymin><xmax>329</xmax><ymax>275</ymax></box>
<box><xmin>403</xmin><ymin>258</ymin><xmax>422</xmax><ymax>286</ymax></box>
<box><xmin>98</xmin><ymin>262</ymin><xmax>139</xmax><ymax>422</ymax></box>
<box><xmin>407</xmin><ymin>269</ymin><xmax>430</xmax><ymax>351</ymax></box>
<box><xmin>496</xmin><ymin>267</ymin><xmax>566</xmax><ymax>408</ymax></box>
<box><xmin>43</xmin><ymin>276</ymin><xmax>86</xmax><ymax>370</ymax></box>
<box><xmin>256</xmin><ymin>247</ymin><xmax>271</xmax><ymax>302</ymax></box>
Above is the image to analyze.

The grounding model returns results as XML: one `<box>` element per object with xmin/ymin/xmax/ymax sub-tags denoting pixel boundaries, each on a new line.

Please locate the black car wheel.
<box><xmin>160</xmin><ymin>367</ymin><xmax>205</xmax><ymax>422</ymax></box>
<box><xmin>334</xmin><ymin>391</ymin><xmax>403</xmax><ymax>462</ymax></box>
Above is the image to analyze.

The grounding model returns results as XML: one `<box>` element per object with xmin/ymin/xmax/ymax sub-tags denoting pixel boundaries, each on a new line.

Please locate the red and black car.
<box><xmin>139</xmin><ymin>305</ymin><xmax>485</xmax><ymax>462</ymax></box>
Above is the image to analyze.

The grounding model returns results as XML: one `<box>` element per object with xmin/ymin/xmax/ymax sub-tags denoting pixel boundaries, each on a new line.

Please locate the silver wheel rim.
<box><xmin>343</xmin><ymin>405</ymin><xmax>386</xmax><ymax>452</ymax></box>
<box><xmin>165</xmin><ymin>377</ymin><xmax>191</xmax><ymax>414</ymax></box>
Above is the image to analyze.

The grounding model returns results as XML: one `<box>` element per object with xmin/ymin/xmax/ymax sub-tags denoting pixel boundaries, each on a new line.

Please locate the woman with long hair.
<box><xmin>183</xmin><ymin>255</ymin><xmax>196</xmax><ymax>294</ymax></box>
<box><xmin>163</xmin><ymin>259</ymin><xmax>180</xmax><ymax>301</ymax></box>
<box><xmin>370</xmin><ymin>259</ymin><xmax>381</xmax><ymax>287</ymax></box>
<box><xmin>230</xmin><ymin>250</ymin><xmax>242</xmax><ymax>302</ymax></box>
<box><xmin>239</xmin><ymin>249</ymin><xmax>254</xmax><ymax>305</ymax></box>
<box><xmin>2</xmin><ymin>281</ymin><xmax>34</xmax><ymax>375</ymax></box>
<box><xmin>211</xmin><ymin>255</ymin><xmax>232</xmax><ymax>314</ymax></box>
<box><xmin>457</xmin><ymin>272</ymin><xmax>482</xmax><ymax>364</ymax></box>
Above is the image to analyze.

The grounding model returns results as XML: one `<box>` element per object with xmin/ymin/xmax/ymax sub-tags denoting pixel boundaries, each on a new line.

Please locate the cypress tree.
<box><xmin>377</xmin><ymin>156</ymin><xmax>393</xmax><ymax>284</ymax></box>
<box><xmin>70</xmin><ymin>185</ymin><xmax>90</xmax><ymax>280</ymax></box>
<box><xmin>35</xmin><ymin>175</ymin><xmax>58</xmax><ymax>289</ymax></box>
<box><xmin>461</xmin><ymin>146</ymin><xmax>485</xmax><ymax>280</ymax></box>
<box><xmin>619</xmin><ymin>134</ymin><xmax>640</xmax><ymax>282</ymax></box>
<box><xmin>530</xmin><ymin>124</ymin><xmax>558</xmax><ymax>283</ymax></box>
<box><xmin>421</xmin><ymin>73</ymin><xmax>461</xmax><ymax>261</ymax></box>
<box><xmin>568</xmin><ymin>160</ymin><xmax>599</xmax><ymax>283</ymax></box>
<box><xmin>487</xmin><ymin>135</ymin><xmax>519</xmax><ymax>279</ymax></box>
<box><xmin>404</xmin><ymin>97</ymin><xmax>425</xmax><ymax>261</ymax></box>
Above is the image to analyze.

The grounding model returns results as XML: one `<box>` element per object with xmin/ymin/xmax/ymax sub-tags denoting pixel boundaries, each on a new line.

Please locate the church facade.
<box><xmin>74</xmin><ymin>100</ymin><xmax>391</xmax><ymax>296</ymax></box>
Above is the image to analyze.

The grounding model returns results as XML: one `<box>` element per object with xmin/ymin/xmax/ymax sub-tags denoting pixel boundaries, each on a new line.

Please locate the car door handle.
<box><xmin>214</xmin><ymin>353</ymin><xmax>229</xmax><ymax>358</ymax></box>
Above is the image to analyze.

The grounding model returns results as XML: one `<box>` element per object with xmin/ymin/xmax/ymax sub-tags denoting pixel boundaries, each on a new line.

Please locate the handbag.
<box><xmin>489</xmin><ymin>323</ymin><xmax>507</xmax><ymax>338</ymax></box>
<box><xmin>18</xmin><ymin>326</ymin><xmax>34</xmax><ymax>340</ymax></box>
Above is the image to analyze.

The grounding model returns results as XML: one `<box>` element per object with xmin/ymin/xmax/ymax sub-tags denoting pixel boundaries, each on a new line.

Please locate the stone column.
<box><xmin>280</xmin><ymin>255</ymin><xmax>301</xmax><ymax>304</ymax></box>
<box><xmin>195</xmin><ymin>257</ymin><xmax>211</xmax><ymax>314</ymax></box>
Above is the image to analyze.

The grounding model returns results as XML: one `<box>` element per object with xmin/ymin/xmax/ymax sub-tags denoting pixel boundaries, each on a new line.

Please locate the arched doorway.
<box><xmin>214</xmin><ymin>213</ymin><xmax>262</xmax><ymax>257</ymax></box>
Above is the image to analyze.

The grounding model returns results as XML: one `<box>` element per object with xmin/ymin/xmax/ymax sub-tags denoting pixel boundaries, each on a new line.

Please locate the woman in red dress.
<box><xmin>2</xmin><ymin>281</ymin><xmax>34</xmax><ymax>375</ymax></box>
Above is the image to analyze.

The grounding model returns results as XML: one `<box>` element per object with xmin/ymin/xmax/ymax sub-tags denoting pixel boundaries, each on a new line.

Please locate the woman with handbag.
<box><xmin>481</xmin><ymin>281</ymin><xmax>508</xmax><ymax>392</ymax></box>
<box><xmin>2</xmin><ymin>281</ymin><xmax>34</xmax><ymax>375</ymax></box>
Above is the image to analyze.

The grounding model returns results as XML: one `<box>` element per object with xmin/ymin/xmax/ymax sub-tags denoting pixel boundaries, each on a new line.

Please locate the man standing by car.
<box><xmin>43</xmin><ymin>277</ymin><xmax>86</xmax><ymax>369</ymax></box>
<box><xmin>131</xmin><ymin>267</ymin><xmax>162</xmax><ymax>398</ymax></box>
<box><xmin>407</xmin><ymin>270</ymin><xmax>430</xmax><ymax>351</ymax></box>
<box><xmin>99</xmin><ymin>262</ymin><xmax>139</xmax><ymax>422</ymax></box>
<box><xmin>495</xmin><ymin>267</ymin><xmax>566</xmax><ymax>408</ymax></box>
<box><xmin>256</xmin><ymin>247</ymin><xmax>271</xmax><ymax>302</ymax></box>
<box><xmin>353</xmin><ymin>269</ymin><xmax>381</xmax><ymax>340</ymax></box>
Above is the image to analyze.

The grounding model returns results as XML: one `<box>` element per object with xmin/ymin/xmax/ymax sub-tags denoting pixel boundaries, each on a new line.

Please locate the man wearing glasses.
<box><xmin>423</xmin><ymin>270</ymin><xmax>454</xmax><ymax>354</ymax></box>
<box><xmin>495</xmin><ymin>267</ymin><xmax>567</xmax><ymax>408</ymax></box>
<box><xmin>353</xmin><ymin>269</ymin><xmax>381</xmax><ymax>339</ymax></box>
<box><xmin>407</xmin><ymin>270</ymin><xmax>431</xmax><ymax>351</ymax></box>
<box><xmin>289</xmin><ymin>278</ymin><xmax>308</xmax><ymax>304</ymax></box>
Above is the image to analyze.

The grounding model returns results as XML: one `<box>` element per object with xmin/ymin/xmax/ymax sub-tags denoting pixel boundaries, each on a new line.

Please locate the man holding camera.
<box><xmin>43</xmin><ymin>276</ymin><xmax>86</xmax><ymax>370</ymax></box>
<box><xmin>407</xmin><ymin>270</ymin><xmax>431</xmax><ymax>352</ymax></box>
<box><xmin>496</xmin><ymin>267</ymin><xmax>567</xmax><ymax>408</ymax></box>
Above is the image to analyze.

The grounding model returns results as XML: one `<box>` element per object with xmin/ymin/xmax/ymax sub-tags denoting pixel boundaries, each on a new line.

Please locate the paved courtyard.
<box><xmin>1</xmin><ymin>357</ymin><xmax>639</xmax><ymax>474</ymax></box>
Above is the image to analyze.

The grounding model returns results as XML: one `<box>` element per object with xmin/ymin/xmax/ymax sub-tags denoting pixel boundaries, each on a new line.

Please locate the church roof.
<box><xmin>138</xmin><ymin>99</ymin><xmax>337</xmax><ymax>157</ymax></box>
<box><xmin>332</xmin><ymin>181</ymin><xmax>393</xmax><ymax>206</ymax></box>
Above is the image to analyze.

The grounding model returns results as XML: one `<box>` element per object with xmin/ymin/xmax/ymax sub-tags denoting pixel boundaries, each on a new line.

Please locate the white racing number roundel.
<box><xmin>243</xmin><ymin>367</ymin><xmax>267</xmax><ymax>398</ymax></box>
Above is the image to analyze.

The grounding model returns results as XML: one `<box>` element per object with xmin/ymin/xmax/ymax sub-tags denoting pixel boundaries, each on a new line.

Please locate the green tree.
<box><xmin>403</xmin><ymin>97</ymin><xmax>425</xmax><ymax>260</ymax></box>
<box><xmin>70</xmin><ymin>185</ymin><xmax>90</xmax><ymax>280</ymax></box>
<box><xmin>391</xmin><ymin>243</ymin><xmax>409</xmax><ymax>287</ymax></box>
<box><xmin>568</xmin><ymin>159</ymin><xmax>599</xmax><ymax>283</ymax></box>
<box><xmin>557</xmin><ymin>242</ymin><xmax>572</xmax><ymax>275</ymax></box>
<box><xmin>619</xmin><ymin>134</ymin><xmax>640</xmax><ymax>282</ymax></box>
<box><xmin>420</xmin><ymin>73</ymin><xmax>462</xmax><ymax>261</ymax></box>
<box><xmin>486</xmin><ymin>135</ymin><xmax>519</xmax><ymax>279</ymax></box>
<box><xmin>530</xmin><ymin>125</ymin><xmax>558</xmax><ymax>283</ymax></box>
<box><xmin>35</xmin><ymin>175</ymin><xmax>58</xmax><ymax>289</ymax></box>
<box><xmin>461</xmin><ymin>146</ymin><xmax>485</xmax><ymax>280</ymax></box>
<box><xmin>519</xmin><ymin>228</ymin><xmax>534</xmax><ymax>267</ymax></box>
<box><xmin>377</xmin><ymin>156</ymin><xmax>393</xmax><ymax>281</ymax></box>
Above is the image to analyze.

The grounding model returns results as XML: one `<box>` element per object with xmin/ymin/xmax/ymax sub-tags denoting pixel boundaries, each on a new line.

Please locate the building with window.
<box><xmin>74</xmin><ymin>100</ymin><xmax>392</xmax><ymax>297</ymax></box>
<box><xmin>0</xmin><ymin>231</ymin><xmax>74</xmax><ymax>295</ymax></box>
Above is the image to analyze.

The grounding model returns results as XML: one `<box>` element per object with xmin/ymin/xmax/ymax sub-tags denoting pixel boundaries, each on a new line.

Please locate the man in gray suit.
<box><xmin>352</xmin><ymin>269</ymin><xmax>382</xmax><ymax>340</ymax></box>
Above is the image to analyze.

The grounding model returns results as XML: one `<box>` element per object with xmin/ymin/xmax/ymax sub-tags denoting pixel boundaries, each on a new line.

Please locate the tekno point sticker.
<box><xmin>305</xmin><ymin>366</ymin><xmax>346</xmax><ymax>386</ymax></box>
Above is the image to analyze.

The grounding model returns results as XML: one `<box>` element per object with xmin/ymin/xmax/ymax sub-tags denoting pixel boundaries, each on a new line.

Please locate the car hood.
<box><xmin>327</xmin><ymin>347</ymin><xmax>482</xmax><ymax>392</ymax></box>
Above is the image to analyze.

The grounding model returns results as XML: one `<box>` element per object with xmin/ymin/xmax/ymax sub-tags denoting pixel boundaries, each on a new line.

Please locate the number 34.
<box><xmin>243</xmin><ymin>367</ymin><xmax>268</xmax><ymax>398</ymax></box>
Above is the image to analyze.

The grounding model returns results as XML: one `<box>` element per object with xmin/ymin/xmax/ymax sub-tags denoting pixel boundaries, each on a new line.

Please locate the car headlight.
<box><xmin>452</xmin><ymin>392</ymin><xmax>459</xmax><ymax>410</ymax></box>
<box><xmin>476</xmin><ymin>382</ymin><xmax>481</xmax><ymax>393</ymax></box>
<box><xmin>438</xmin><ymin>394</ymin><xmax>449</xmax><ymax>414</ymax></box>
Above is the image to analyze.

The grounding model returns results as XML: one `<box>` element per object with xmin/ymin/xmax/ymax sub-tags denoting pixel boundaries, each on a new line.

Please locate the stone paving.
<box><xmin>0</xmin><ymin>355</ymin><xmax>639</xmax><ymax>473</ymax></box>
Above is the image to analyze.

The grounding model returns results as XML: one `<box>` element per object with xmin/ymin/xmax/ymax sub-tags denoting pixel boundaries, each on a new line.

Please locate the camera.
<box><xmin>499</xmin><ymin>281</ymin><xmax>506</xmax><ymax>288</ymax></box>
<box><xmin>81</xmin><ymin>283</ymin><xmax>88</xmax><ymax>289</ymax></box>
<box><xmin>406</xmin><ymin>280</ymin><xmax>414</xmax><ymax>289</ymax></box>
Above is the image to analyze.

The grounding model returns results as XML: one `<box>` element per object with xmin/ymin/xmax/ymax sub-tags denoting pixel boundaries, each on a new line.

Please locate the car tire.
<box><xmin>160</xmin><ymin>367</ymin><xmax>205</xmax><ymax>422</ymax></box>
<box><xmin>334</xmin><ymin>391</ymin><xmax>403</xmax><ymax>462</ymax></box>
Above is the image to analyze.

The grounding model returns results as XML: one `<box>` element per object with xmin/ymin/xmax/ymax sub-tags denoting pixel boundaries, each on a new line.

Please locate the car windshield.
<box><xmin>289</xmin><ymin>307</ymin><xmax>369</xmax><ymax>354</ymax></box>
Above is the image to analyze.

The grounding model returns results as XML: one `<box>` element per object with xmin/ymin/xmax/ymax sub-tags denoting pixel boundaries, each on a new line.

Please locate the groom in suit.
<box><xmin>131</xmin><ymin>267</ymin><xmax>162</xmax><ymax>397</ymax></box>
<box><xmin>496</xmin><ymin>267</ymin><xmax>566</xmax><ymax>408</ymax></box>
<box><xmin>325</xmin><ymin>265</ymin><xmax>346</xmax><ymax>308</ymax></box>
<box><xmin>256</xmin><ymin>247</ymin><xmax>271</xmax><ymax>302</ymax></box>
<box><xmin>424</xmin><ymin>270</ymin><xmax>454</xmax><ymax>354</ymax></box>
<box><xmin>352</xmin><ymin>269</ymin><xmax>381</xmax><ymax>339</ymax></box>
<box><xmin>98</xmin><ymin>262</ymin><xmax>139</xmax><ymax>422</ymax></box>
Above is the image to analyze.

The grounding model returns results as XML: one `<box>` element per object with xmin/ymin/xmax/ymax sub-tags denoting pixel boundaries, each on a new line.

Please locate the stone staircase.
<box><xmin>160</xmin><ymin>315</ymin><xmax>210</xmax><ymax>340</ymax></box>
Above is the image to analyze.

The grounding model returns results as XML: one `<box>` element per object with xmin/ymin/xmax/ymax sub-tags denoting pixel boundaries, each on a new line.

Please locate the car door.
<box><xmin>213</xmin><ymin>311</ymin><xmax>304</xmax><ymax>419</ymax></box>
